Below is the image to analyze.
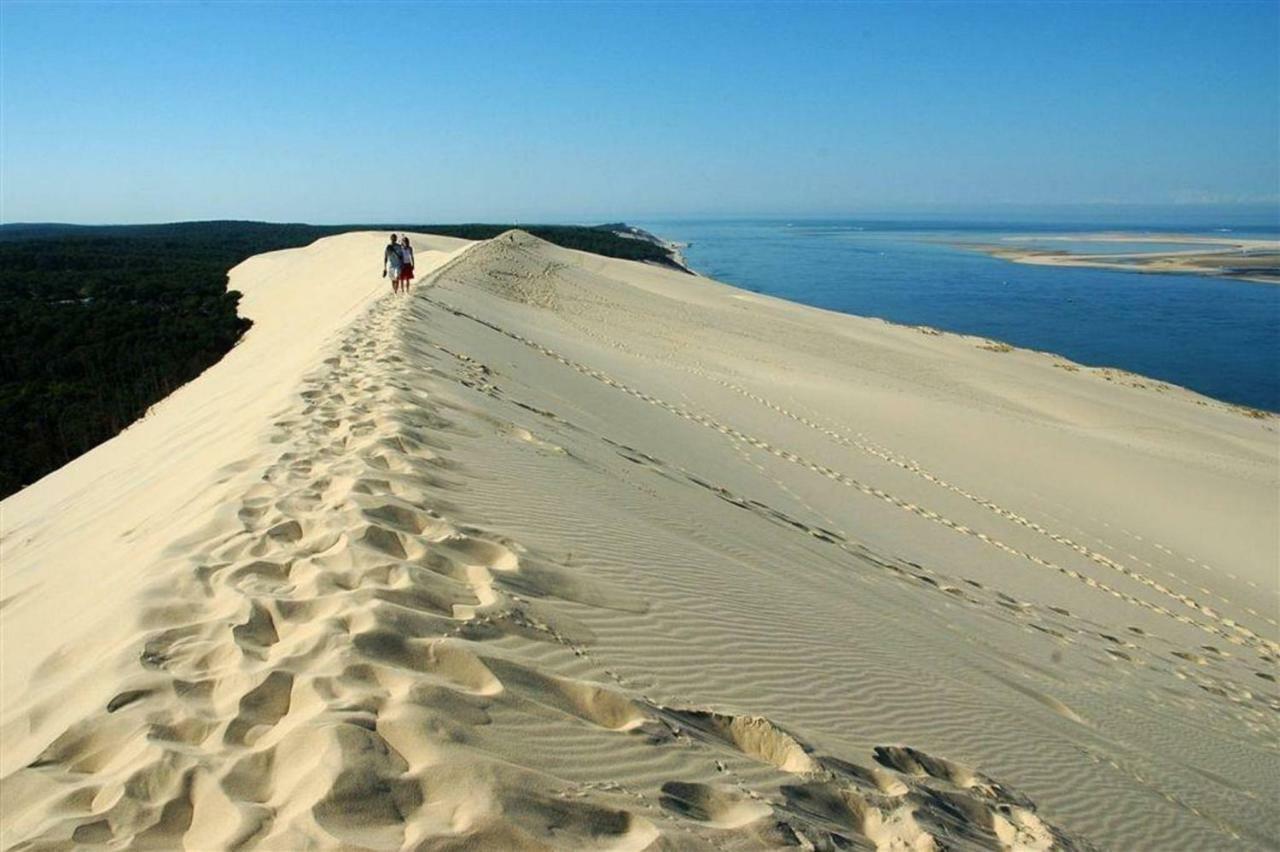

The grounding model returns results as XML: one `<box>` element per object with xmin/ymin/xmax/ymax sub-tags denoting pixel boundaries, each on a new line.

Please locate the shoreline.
<box><xmin>664</xmin><ymin>229</ymin><xmax>1276</xmax><ymax>416</ymax></box>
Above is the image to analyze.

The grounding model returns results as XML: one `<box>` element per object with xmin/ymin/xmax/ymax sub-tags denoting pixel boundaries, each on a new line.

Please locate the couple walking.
<box><xmin>383</xmin><ymin>234</ymin><xmax>415</xmax><ymax>293</ymax></box>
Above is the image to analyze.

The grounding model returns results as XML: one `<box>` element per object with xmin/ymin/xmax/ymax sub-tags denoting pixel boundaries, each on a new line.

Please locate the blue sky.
<box><xmin>2</xmin><ymin>1</ymin><xmax>1277</xmax><ymax>223</ymax></box>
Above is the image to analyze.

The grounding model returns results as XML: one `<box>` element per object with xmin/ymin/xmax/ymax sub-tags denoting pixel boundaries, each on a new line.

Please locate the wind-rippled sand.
<box><xmin>2</xmin><ymin>231</ymin><xmax>1276</xmax><ymax>850</ymax></box>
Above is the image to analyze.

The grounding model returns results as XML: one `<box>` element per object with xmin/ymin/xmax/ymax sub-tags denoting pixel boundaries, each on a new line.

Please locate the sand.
<box><xmin>1</xmin><ymin>230</ymin><xmax>1276</xmax><ymax>850</ymax></box>
<box><xmin>970</xmin><ymin>233</ymin><xmax>1280</xmax><ymax>284</ymax></box>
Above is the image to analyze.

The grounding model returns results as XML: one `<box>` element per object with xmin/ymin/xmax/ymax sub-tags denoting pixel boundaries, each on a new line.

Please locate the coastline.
<box><xmin>648</xmin><ymin>220</ymin><xmax>1279</xmax><ymax>411</ymax></box>
<box><xmin>599</xmin><ymin>222</ymin><xmax>697</xmax><ymax>274</ymax></box>
<box><xmin>666</xmin><ymin>225</ymin><xmax>1277</xmax><ymax>417</ymax></box>
<box><xmin>2</xmin><ymin>231</ymin><xmax>1276</xmax><ymax>849</ymax></box>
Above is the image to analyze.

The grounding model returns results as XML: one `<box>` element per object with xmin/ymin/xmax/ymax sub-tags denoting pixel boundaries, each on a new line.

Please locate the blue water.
<box><xmin>636</xmin><ymin>220</ymin><xmax>1280</xmax><ymax>411</ymax></box>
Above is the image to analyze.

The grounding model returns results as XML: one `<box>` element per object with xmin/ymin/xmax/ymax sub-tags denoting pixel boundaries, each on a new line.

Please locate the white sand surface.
<box><xmin>2</xmin><ymin>230</ymin><xmax>1276</xmax><ymax>850</ymax></box>
<box><xmin>1000</xmin><ymin>233</ymin><xmax>1280</xmax><ymax>251</ymax></box>
<box><xmin>975</xmin><ymin>234</ymin><xmax>1280</xmax><ymax>284</ymax></box>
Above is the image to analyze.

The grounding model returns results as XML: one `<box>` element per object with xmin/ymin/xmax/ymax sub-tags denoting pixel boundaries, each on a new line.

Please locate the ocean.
<box><xmin>636</xmin><ymin>220</ymin><xmax>1280</xmax><ymax>412</ymax></box>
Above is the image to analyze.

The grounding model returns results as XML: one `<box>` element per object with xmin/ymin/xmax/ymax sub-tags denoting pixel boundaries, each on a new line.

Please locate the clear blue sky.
<box><xmin>2</xmin><ymin>1</ymin><xmax>1277</xmax><ymax>224</ymax></box>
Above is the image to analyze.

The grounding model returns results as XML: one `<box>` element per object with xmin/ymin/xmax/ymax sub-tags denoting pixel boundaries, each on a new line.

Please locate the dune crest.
<box><xmin>2</xmin><ymin>231</ymin><xmax>1275</xmax><ymax>849</ymax></box>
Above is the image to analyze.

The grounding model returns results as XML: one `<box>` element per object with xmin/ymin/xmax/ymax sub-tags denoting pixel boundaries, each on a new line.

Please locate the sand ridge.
<box><xmin>2</xmin><ymin>230</ymin><xmax>1276</xmax><ymax>849</ymax></box>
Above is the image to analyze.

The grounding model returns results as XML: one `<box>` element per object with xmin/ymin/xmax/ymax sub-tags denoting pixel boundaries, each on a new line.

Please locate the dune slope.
<box><xmin>2</xmin><ymin>230</ymin><xmax>1276</xmax><ymax>850</ymax></box>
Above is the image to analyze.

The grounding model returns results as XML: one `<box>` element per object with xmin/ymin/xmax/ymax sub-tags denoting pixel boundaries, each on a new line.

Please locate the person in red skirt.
<box><xmin>398</xmin><ymin>236</ymin><xmax>415</xmax><ymax>292</ymax></box>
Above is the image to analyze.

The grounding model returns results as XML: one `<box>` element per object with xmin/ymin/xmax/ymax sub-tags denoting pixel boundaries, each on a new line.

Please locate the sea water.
<box><xmin>636</xmin><ymin>220</ymin><xmax>1280</xmax><ymax>412</ymax></box>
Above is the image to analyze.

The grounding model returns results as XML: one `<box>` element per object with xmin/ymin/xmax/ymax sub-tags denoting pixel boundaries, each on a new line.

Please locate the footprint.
<box><xmin>361</xmin><ymin>502</ymin><xmax>437</xmax><ymax>535</ymax></box>
<box><xmin>356</xmin><ymin>524</ymin><xmax>408</xmax><ymax>559</ymax></box>
<box><xmin>437</xmin><ymin>534</ymin><xmax>520</xmax><ymax>572</ymax></box>
<box><xmin>779</xmin><ymin>781</ymin><xmax>934</xmax><ymax>850</ymax></box>
<box><xmin>225</xmin><ymin>560</ymin><xmax>291</xmax><ymax>592</ymax></box>
<box><xmin>817</xmin><ymin>755</ymin><xmax>909</xmax><ymax>796</ymax></box>
<box><xmin>231</xmin><ymin>601</ymin><xmax>280</xmax><ymax>655</ymax></box>
<box><xmin>871</xmin><ymin>743</ymin><xmax>1086</xmax><ymax>851</ymax></box>
<box><xmin>655</xmin><ymin>707</ymin><xmax>816</xmax><ymax>773</ymax></box>
<box><xmin>660</xmin><ymin>781</ymin><xmax>772</xmax><ymax>828</ymax></box>
<box><xmin>484</xmin><ymin>659</ymin><xmax>649</xmax><ymax>732</ymax></box>
<box><xmin>106</xmin><ymin>688</ymin><xmax>155</xmax><ymax>714</ymax></box>
<box><xmin>224</xmin><ymin>670</ymin><xmax>294</xmax><ymax>746</ymax></box>
<box><xmin>873</xmin><ymin>745</ymin><xmax>997</xmax><ymax>797</ymax></box>
<box><xmin>351</xmin><ymin>631</ymin><xmax>502</xmax><ymax>696</ymax></box>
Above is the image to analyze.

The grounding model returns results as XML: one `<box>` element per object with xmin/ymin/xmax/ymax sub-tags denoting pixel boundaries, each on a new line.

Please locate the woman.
<box><xmin>398</xmin><ymin>236</ymin><xmax>415</xmax><ymax>292</ymax></box>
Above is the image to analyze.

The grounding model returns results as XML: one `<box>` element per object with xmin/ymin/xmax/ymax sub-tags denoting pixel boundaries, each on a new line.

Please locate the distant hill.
<box><xmin>0</xmin><ymin>220</ymin><xmax>686</xmax><ymax>498</ymax></box>
<box><xmin>593</xmin><ymin>223</ymin><xmax>693</xmax><ymax>272</ymax></box>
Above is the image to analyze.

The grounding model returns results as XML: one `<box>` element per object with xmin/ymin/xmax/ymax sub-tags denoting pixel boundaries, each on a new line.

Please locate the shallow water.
<box><xmin>638</xmin><ymin>220</ymin><xmax>1280</xmax><ymax>411</ymax></box>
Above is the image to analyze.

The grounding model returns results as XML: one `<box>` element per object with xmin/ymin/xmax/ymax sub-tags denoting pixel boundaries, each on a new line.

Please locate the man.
<box><xmin>383</xmin><ymin>234</ymin><xmax>403</xmax><ymax>293</ymax></box>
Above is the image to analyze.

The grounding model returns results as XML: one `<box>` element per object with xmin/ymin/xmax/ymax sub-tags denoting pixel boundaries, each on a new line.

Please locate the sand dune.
<box><xmin>2</xmin><ymin>230</ymin><xmax>1276</xmax><ymax>850</ymax></box>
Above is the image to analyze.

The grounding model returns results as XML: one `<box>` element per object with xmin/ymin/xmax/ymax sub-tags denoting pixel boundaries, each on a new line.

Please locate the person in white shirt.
<box><xmin>398</xmin><ymin>237</ymin><xmax>415</xmax><ymax>293</ymax></box>
<box><xmin>383</xmin><ymin>234</ymin><xmax>403</xmax><ymax>292</ymax></box>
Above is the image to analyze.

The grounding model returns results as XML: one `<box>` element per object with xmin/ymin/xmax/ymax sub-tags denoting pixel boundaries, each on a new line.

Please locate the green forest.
<box><xmin>0</xmin><ymin>221</ymin><xmax>682</xmax><ymax>498</ymax></box>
